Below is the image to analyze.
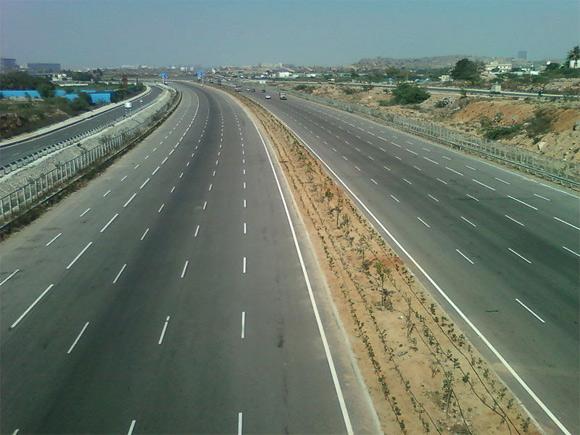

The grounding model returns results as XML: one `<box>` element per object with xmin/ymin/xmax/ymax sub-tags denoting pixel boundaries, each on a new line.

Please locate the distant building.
<box><xmin>0</xmin><ymin>90</ymin><xmax>41</xmax><ymax>99</ymax></box>
<box><xmin>27</xmin><ymin>63</ymin><xmax>61</xmax><ymax>74</ymax></box>
<box><xmin>439</xmin><ymin>74</ymin><xmax>451</xmax><ymax>82</ymax></box>
<box><xmin>569</xmin><ymin>59</ymin><xmax>580</xmax><ymax>69</ymax></box>
<box><xmin>484</xmin><ymin>61</ymin><xmax>512</xmax><ymax>74</ymax></box>
<box><xmin>517</xmin><ymin>50</ymin><xmax>528</xmax><ymax>60</ymax></box>
<box><xmin>0</xmin><ymin>58</ymin><xmax>18</xmax><ymax>72</ymax></box>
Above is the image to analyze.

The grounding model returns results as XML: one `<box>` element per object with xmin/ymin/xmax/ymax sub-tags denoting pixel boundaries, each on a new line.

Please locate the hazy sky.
<box><xmin>1</xmin><ymin>0</ymin><xmax>578</xmax><ymax>68</ymax></box>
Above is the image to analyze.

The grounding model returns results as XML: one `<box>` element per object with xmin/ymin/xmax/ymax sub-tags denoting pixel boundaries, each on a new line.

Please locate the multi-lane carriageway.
<box><xmin>0</xmin><ymin>83</ymin><xmax>380</xmax><ymax>434</ymax></box>
<box><xmin>244</xmin><ymin>87</ymin><xmax>580</xmax><ymax>434</ymax></box>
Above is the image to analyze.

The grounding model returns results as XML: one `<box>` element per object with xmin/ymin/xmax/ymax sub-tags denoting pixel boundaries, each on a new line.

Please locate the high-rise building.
<box><xmin>0</xmin><ymin>58</ymin><xmax>18</xmax><ymax>72</ymax></box>
<box><xmin>27</xmin><ymin>63</ymin><xmax>61</xmax><ymax>74</ymax></box>
<box><xmin>517</xmin><ymin>50</ymin><xmax>528</xmax><ymax>60</ymax></box>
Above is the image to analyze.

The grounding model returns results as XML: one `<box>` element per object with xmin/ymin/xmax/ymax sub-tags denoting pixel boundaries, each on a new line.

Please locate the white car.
<box><xmin>265</xmin><ymin>95</ymin><xmax>271</xmax><ymax>99</ymax></box>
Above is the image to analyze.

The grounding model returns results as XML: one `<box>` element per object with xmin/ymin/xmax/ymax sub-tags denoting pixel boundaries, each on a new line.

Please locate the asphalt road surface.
<box><xmin>243</xmin><ymin>88</ymin><xmax>579</xmax><ymax>434</ymax></box>
<box><xmin>0</xmin><ymin>86</ymin><xmax>163</xmax><ymax>167</ymax></box>
<box><xmin>0</xmin><ymin>83</ymin><xmax>379</xmax><ymax>434</ymax></box>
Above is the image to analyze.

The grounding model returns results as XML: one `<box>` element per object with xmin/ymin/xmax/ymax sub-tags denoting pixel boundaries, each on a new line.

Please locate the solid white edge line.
<box><xmin>266</xmin><ymin>114</ymin><xmax>568</xmax><ymax>434</ymax></box>
<box><xmin>515</xmin><ymin>299</ymin><xmax>546</xmax><ymax>323</ymax></box>
<box><xmin>67</xmin><ymin>322</ymin><xmax>90</xmax><ymax>354</ymax></box>
<box><xmin>66</xmin><ymin>242</ymin><xmax>93</xmax><ymax>269</ymax></box>
<box><xmin>10</xmin><ymin>284</ymin><xmax>54</xmax><ymax>329</ymax></box>
<box><xmin>0</xmin><ymin>269</ymin><xmax>20</xmax><ymax>286</ymax></box>
<box><xmin>250</xmin><ymin>115</ymin><xmax>354</xmax><ymax>435</ymax></box>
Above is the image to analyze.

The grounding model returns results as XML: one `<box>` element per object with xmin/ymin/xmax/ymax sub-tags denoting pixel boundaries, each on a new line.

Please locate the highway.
<box><xmin>242</xmin><ymin>88</ymin><xmax>580</xmax><ymax>434</ymax></box>
<box><xmin>0</xmin><ymin>83</ymin><xmax>379</xmax><ymax>433</ymax></box>
<box><xmin>0</xmin><ymin>86</ymin><xmax>163</xmax><ymax>167</ymax></box>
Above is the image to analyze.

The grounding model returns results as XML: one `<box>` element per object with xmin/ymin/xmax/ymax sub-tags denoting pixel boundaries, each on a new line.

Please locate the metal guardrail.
<box><xmin>285</xmin><ymin>89</ymin><xmax>580</xmax><ymax>189</ymax></box>
<box><xmin>0</xmin><ymin>92</ymin><xmax>179</xmax><ymax>226</ymax></box>
<box><xmin>0</xmin><ymin>90</ymin><xmax>163</xmax><ymax>178</ymax></box>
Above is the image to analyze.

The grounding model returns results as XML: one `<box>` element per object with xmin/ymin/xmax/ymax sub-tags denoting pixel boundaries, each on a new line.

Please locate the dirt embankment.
<box><xmin>228</xmin><ymin>89</ymin><xmax>541</xmax><ymax>434</ymax></box>
<box><xmin>291</xmin><ymin>84</ymin><xmax>580</xmax><ymax>162</ymax></box>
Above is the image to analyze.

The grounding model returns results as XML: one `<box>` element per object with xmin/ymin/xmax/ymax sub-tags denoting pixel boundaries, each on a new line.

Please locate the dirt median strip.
<box><xmin>223</xmin><ymin>87</ymin><xmax>541</xmax><ymax>435</ymax></box>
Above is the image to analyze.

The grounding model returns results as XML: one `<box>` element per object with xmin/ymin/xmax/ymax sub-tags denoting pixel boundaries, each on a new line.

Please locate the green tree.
<box><xmin>391</xmin><ymin>83</ymin><xmax>430</xmax><ymax>105</ymax></box>
<box><xmin>566</xmin><ymin>45</ymin><xmax>580</xmax><ymax>66</ymax></box>
<box><xmin>451</xmin><ymin>58</ymin><xmax>481</xmax><ymax>82</ymax></box>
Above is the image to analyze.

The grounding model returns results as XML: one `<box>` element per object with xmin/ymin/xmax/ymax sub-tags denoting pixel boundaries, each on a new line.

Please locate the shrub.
<box><xmin>342</xmin><ymin>87</ymin><xmax>360</xmax><ymax>95</ymax></box>
<box><xmin>378</xmin><ymin>99</ymin><xmax>392</xmax><ymax>107</ymax></box>
<box><xmin>526</xmin><ymin>109</ymin><xmax>553</xmax><ymax>137</ymax></box>
<box><xmin>483</xmin><ymin>125</ymin><xmax>522</xmax><ymax>140</ymax></box>
<box><xmin>391</xmin><ymin>83</ymin><xmax>430</xmax><ymax>105</ymax></box>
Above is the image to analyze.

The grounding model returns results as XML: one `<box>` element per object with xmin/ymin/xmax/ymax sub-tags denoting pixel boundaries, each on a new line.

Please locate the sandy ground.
<box><xmin>226</xmin><ymin>88</ymin><xmax>542</xmax><ymax>434</ymax></box>
<box><xmin>292</xmin><ymin>84</ymin><xmax>580</xmax><ymax>163</ymax></box>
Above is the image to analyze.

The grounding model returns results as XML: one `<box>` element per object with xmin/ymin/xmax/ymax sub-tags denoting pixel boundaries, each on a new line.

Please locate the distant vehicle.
<box><xmin>235</xmin><ymin>86</ymin><xmax>242</xmax><ymax>92</ymax></box>
<box><xmin>139</xmin><ymin>99</ymin><xmax>143</xmax><ymax>103</ymax></box>
<box><xmin>124</xmin><ymin>102</ymin><xmax>133</xmax><ymax>109</ymax></box>
<box><xmin>265</xmin><ymin>95</ymin><xmax>272</xmax><ymax>99</ymax></box>
<box><xmin>279</xmin><ymin>93</ymin><xmax>287</xmax><ymax>100</ymax></box>
<box><xmin>246</xmin><ymin>88</ymin><xmax>251</xmax><ymax>91</ymax></box>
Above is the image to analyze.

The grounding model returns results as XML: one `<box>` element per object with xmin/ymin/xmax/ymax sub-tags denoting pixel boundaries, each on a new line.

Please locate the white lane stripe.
<box><xmin>242</xmin><ymin>256</ymin><xmax>246</xmax><ymax>274</ymax></box>
<box><xmin>250</xmin><ymin>118</ymin><xmax>354</xmax><ymax>435</ymax></box>
<box><xmin>466</xmin><ymin>193</ymin><xmax>479</xmax><ymax>202</ymax></box>
<box><xmin>10</xmin><ymin>284</ymin><xmax>54</xmax><ymax>329</ymax></box>
<box><xmin>402</xmin><ymin>178</ymin><xmax>412</xmax><ymax>185</ymax></box>
<box><xmin>562</xmin><ymin>246</ymin><xmax>580</xmax><ymax>257</ymax></box>
<box><xmin>243</xmin><ymin>222</ymin><xmax>247</xmax><ymax>235</ymax></box>
<box><xmin>158</xmin><ymin>316</ymin><xmax>171</xmax><ymax>344</ymax></box>
<box><xmin>553</xmin><ymin>216</ymin><xmax>580</xmax><ymax>231</ymax></box>
<box><xmin>181</xmin><ymin>260</ymin><xmax>189</xmax><ymax>279</ymax></box>
<box><xmin>394</xmin><ymin>155</ymin><xmax>402</xmax><ymax>161</ymax></box>
<box><xmin>121</xmin><ymin>175</ymin><xmax>128</xmax><ymax>181</ymax></box>
<box><xmin>456</xmin><ymin>249</ymin><xmax>474</xmax><ymax>264</ymax></box>
<box><xmin>67</xmin><ymin>322</ymin><xmax>90</xmax><ymax>354</ymax></box>
<box><xmin>465</xmin><ymin>165</ymin><xmax>476</xmax><ymax>171</ymax></box>
<box><xmin>423</xmin><ymin>156</ymin><xmax>439</xmax><ymax>165</ymax></box>
<box><xmin>533</xmin><ymin>193</ymin><xmax>550</xmax><ymax>201</ymax></box>
<box><xmin>354</xmin><ymin>166</ymin><xmax>361</xmax><ymax>172</ymax></box>
<box><xmin>238</xmin><ymin>412</ymin><xmax>243</xmax><ymax>435</ymax></box>
<box><xmin>505</xmin><ymin>214</ymin><xmax>525</xmax><ymax>227</ymax></box>
<box><xmin>405</xmin><ymin>148</ymin><xmax>418</xmax><ymax>156</ymax></box>
<box><xmin>134</xmin><ymin>164</ymin><xmax>140</xmax><ymax>169</ymax></box>
<box><xmin>508</xmin><ymin>248</ymin><xmax>532</xmax><ymax>264</ymax></box>
<box><xmin>370</xmin><ymin>178</ymin><xmax>378</xmax><ymax>185</ymax></box>
<box><xmin>171</xmin><ymin>186</ymin><xmax>176</xmax><ymax>193</ymax></box>
<box><xmin>446</xmin><ymin>166</ymin><xmax>464</xmax><ymax>176</ymax></box>
<box><xmin>241</xmin><ymin>312</ymin><xmax>246</xmax><ymax>339</ymax></box>
<box><xmin>515</xmin><ymin>299</ymin><xmax>545</xmax><ymax>323</ymax></box>
<box><xmin>161</xmin><ymin>157</ymin><xmax>168</xmax><ymax>165</ymax></box>
<box><xmin>140</xmin><ymin>228</ymin><xmax>149</xmax><ymax>241</ymax></box>
<box><xmin>436</xmin><ymin>177</ymin><xmax>447</xmax><ymax>185</ymax></box>
<box><xmin>342</xmin><ymin>155</ymin><xmax>348</xmax><ymax>161</ymax></box>
<box><xmin>103</xmin><ymin>189</ymin><xmax>111</xmax><ymax>197</ymax></box>
<box><xmin>158</xmin><ymin>203</ymin><xmax>165</xmax><ymax>213</ymax></box>
<box><xmin>203</xmin><ymin>201</ymin><xmax>207</xmax><ymax>210</ymax></box>
<box><xmin>392</xmin><ymin>142</ymin><xmax>402</xmax><ymax>148</ymax></box>
<box><xmin>413</xmin><ymin>165</ymin><xmax>422</xmax><ymax>172</ymax></box>
<box><xmin>472</xmin><ymin>178</ymin><xmax>495</xmax><ymax>191</ymax></box>
<box><xmin>194</xmin><ymin>224</ymin><xmax>200</xmax><ymax>238</ymax></box>
<box><xmin>460</xmin><ymin>216</ymin><xmax>476</xmax><ymax>227</ymax></box>
<box><xmin>46</xmin><ymin>233</ymin><xmax>62</xmax><ymax>246</ymax></box>
<box><xmin>495</xmin><ymin>177</ymin><xmax>511</xmax><ymax>185</ymax></box>
<box><xmin>66</xmin><ymin>242</ymin><xmax>93</xmax><ymax>269</ymax></box>
<box><xmin>507</xmin><ymin>195</ymin><xmax>538</xmax><ymax>211</ymax></box>
<box><xmin>417</xmin><ymin>217</ymin><xmax>430</xmax><ymax>228</ymax></box>
<box><xmin>368</xmin><ymin>155</ymin><xmax>375</xmax><ymax>161</ymax></box>
<box><xmin>113</xmin><ymin>264</ymin><xmax>127</xmax><ymax>284</ymax></box>
<box><xmin>139</xmin><ymin>178</ymin><xmax>150</xmax><ymax>189</ymax></box>
<box><xmin>441</xmin><ymin>155</ymin><xmax>451</xmax><ymax>161</ymax></box>
<box><xmin>100</xmin><ymin>213</ymin><xmax>119</xmax><ymax>233</ymax></box>
<box><xmin>80</xmin><ymin>208</ymin><xmax>91</xmax><ymax>217</ymax></box>
<box><xmin>390</xmin><ymin>194</ymin><xmax>400</xmax><ymax>203</ymax></box>
<box><xmin>243</xmin><ymin>199</ymin><xmax>247</xmax><ymax>208</ymax></box>
<box><xmin>0</xmin><ymin>269</ymin><xmax>20</xmax><ymax>286</ymax></box>
<box><xmin>427</xmin><ymin>194</ymin><xmax>439</xmax><ymax>202</ymax></box>
<box><xmin>383</xmin><ymin>165</ymin><xmax>391</xmax><ymax>171</ymax></box>
<box><xmin>243</xmin><ymin>181</ymin><xmax>246</xmax><ymax>190</ymax></box>
<box><xmin>123</xmin><ymin>193</ymin><xmax>137</xmax><ymax>208</ymax></box>
<box><xmin>152</xmin><ymin>166</ymin><xmax>160</xmax><ymax>176</ymax></box>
